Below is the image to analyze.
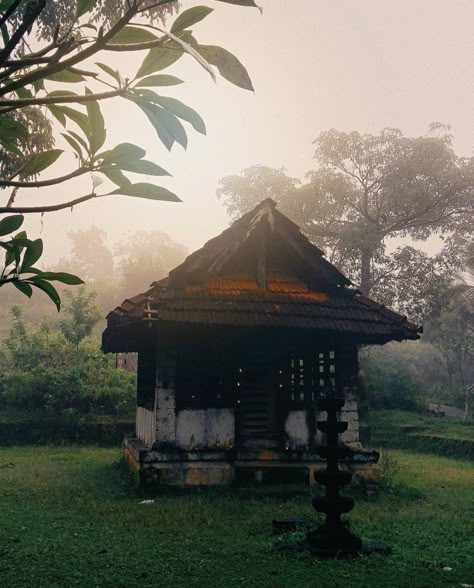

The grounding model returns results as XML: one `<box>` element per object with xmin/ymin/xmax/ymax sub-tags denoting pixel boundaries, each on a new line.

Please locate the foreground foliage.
<box><xmin>0</xmin><ymin>0</ymin><xmax>258</xmax><ymax>306</ymax></box>
<box><xmin>0</xmin><ymin>447</ymin><xmax>472</xmax><ymax>587</ymax></box>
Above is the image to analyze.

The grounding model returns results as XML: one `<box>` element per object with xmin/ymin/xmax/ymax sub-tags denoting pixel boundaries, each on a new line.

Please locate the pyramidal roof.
<box><xmin>102</xmin><ymin>199</ymin><xmax>421</xmax><ymax>352</ymax></box>
<box><xmin>165</xmin><ymin>198</ymin><xmax>350</xmax><ymax>289</ymax></box>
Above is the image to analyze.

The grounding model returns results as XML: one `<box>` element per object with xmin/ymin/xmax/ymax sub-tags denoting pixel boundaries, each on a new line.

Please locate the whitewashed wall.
<box><xmin>176</xmin><ymin>409</ymin><xmax>235</xmax><ymax>449</ymax></box>
<box><xmin>284</xmin><ymin>410</ymin><xmax>309</xmax><ymax>446</ymax></box>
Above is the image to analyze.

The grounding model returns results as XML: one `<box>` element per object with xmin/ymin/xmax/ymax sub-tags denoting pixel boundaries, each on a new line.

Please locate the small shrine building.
<box><xmin>102</xmin><ymin>199</ymin><xmax>421</xmax><ymax>488</ymax></box>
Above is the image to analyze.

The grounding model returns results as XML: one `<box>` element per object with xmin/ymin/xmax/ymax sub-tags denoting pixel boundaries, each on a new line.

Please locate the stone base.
<box><xmin>123</xmin><ymin>437</ymin><xmax>380</xmax><ymax>492</ymax></box>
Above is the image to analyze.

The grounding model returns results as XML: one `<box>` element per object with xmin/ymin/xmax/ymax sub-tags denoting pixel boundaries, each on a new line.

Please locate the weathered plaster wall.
<box><xmin>340</xmin><ymin>396</ymin><xmax>360</xmax><ymax>445</ymax></box>
<box><xmin>156</xmin><ymin>387</ymin><xmax>176</xmax><ymax>444</ymax></box>
<box><xmin>314</xmin><ymin>395</ymin><xmax>360</xmax><ymax>447</ymax></box>
<box><xmin>176</xmin><ymin>409</ymin><xmax>234</xmax><ymax>449</ymax></box>
<box><xmin>155</xmin><ymin>349</ymin><xmax>177</xmax><ymax>444</ymax></box>
<box><xmin>284</xmin><ymin>410</ymin><xmax>309</xmax><ymax>447</ymax></box>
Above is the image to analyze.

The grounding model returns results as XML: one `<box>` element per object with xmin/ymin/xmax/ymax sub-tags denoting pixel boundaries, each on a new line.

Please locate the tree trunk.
<box><xmin>360</xmin><ymin>250</ymin><xmax>372</xmax><ymax>296</ymax></box>
<box><xmin>463</xmin><ymin>385</ymin><xmax>472</xmax><ymax>422</ymax></box>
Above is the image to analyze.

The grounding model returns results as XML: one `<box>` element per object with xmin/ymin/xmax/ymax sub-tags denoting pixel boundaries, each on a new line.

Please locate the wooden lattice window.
<box><xmin>285</xmin><ymin>350</ymin><xmax>337</xmax><ymax>406</ymax></box>
<box><xmin>317</xmin><ymin>350</ymin><xmax>336</xmax><ymax>393</ymax></box>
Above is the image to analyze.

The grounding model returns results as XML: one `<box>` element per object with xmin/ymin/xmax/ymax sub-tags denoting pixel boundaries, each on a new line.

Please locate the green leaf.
<box><xmin>67</xmin><ymin>130</ymin><xmax>90</xmax><ymax>153</ymax></box>
<box><xmin>111</xmin><ymin>183</ymin><xmax>181</xmax><ymax>202</ymax></box>
<box><xmin>48</xmin><ymin>106</ymin><xmax>67</xmax><ymax>126</ymax></box>
<box><xmin>0</xmin><ymin>138</ymin><xmax>23</xmax><ymax>157</ymax></box>
<box><xmin>215</xmin><ymin>0</ymin><xmax>261</xmax><ymax>8</ymax></box>
<box><xmin>101</xmin><ymin>165</ymin><xmax>131</xmax><ymax>188</ymax></box>
<box><xmin>85</xmin><ymin>88</ymin><xmax>106</xmax><ymax>153</ymax></box>
<box><xmin>0</xmin><ymin>215</ymin><xmax>23</xmax><ymax>237</ymax></box>
<box><xmin>0</xmin><ymin>0</ymin><xmax>20</xmax><ymax>11</ymax></box>
<box><xmin>28</xmin><ymin>271</ymin><xmax>84</xmax><ymax>285</ymax></box>
<box><xmin>62</xmin><ymin>133</ymin><xmax>85</xmax><ymax>160</ymax></box>
<box><xmin>96</xmin><ymin>62</ymin><xmax>122</xmax><ymax>84</ymax></box>
<box><xmin>32</xmin><ymin>79</ymin><xmax>44</xmax><ymax>94</ymax></box>
<box><xmin>170</xmin><ymin>6</ymin><xmax>214</xmax><ymax>33</ymax></box>
<box><xmin>47</xmin><ymin>90</ymin><xmax>79</xmax><ymax>97</ymax></box>
<box><xmin>21</xmin><ymin>238</ymin><xmax>43</xmax><ymax>271</ymax></box>
<box><xmin>53</xmin><ymin>106</ymin><xmax>91</xmax><ymax>139</ymax></box>
<box><xmin>20</xmin><ymin>149</ymin><xmax>63</xmax><ymax>178</ymax></box>
<box><xmin>119</xmin><ymin>159</ymin><xmax>170</xmax><ymax>177</ymax></box>
<box><xmin>76</xmin><ymin>0</ymin><xmax>97</xmax><ymax>18</ymax></box>
<box><xmin>15</xmin><ymin>87</ymin><xmax>33</xmax><ymax>99</ymax></box>
<box><xmin>140</xmin><ymin>92</ymin><xmax>206</xmax><ymax>134</ymax></box>
<box><xmin>12</xmin><ymin>281</ymin><xmax>33</xmax><ymax>298</ymax></box>
<box><xmin>97</xmin><ymin>142</ymin><xmax>146</xmax><ymax>165</ymax></box>
<box><xmin>109</xmin><ymin>25</ymin><xmax>159</xmax><ymax>45</ymax></box>
<box><xmin>46</xmin><ymin>69</ymin><xmax>84</xmax><ymax>83</ymax></box>
<box><xmin>28</xmin><ymin>278</ymin><xmax>61</xmax><ymax>311</ymax></box>
<box><xmin>135</xmin><ymin>74</ymin><xmax>184</xmax><ymax>88</ymax></box>
<box><xmin>0</xmin><ymin>116</ymin><xmax>28</xmax><ymax>141</ymax></box>
<box><xmin>132</xmin><ymin>100</ymin><xmax>188</xmax><ymax>151</ymax></box>
<box><xmin>196</xmin><ymin>44</ymin><xmax>253</xmax><ymax>90</ymax></box>
<box><xmin>136</xmin><ymin>46</ymin><xmax>183</xmax><ymax>78</ymax></box>
<box><xmin>5</xmin><ymin>231</ymin><xmax>28</xmax><ymax>268</ymax></box>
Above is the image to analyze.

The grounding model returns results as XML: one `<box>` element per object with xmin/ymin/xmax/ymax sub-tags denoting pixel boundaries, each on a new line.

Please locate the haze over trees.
<box><xmin>218</xmin><ymin>126</ymin><xmax>474</xmax><ymax>321</ymax></box>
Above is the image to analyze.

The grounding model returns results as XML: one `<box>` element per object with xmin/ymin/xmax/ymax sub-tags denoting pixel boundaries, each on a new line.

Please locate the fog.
<box><xmin>17</xmin><ymin>0</ymin><xmax>474</xmax><ymax>269</ymax></box>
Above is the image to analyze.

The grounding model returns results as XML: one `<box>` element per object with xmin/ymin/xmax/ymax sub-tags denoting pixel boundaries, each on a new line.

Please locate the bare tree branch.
<box><xmin>0</xmin><ymin>166</ymin><xmax>92</xmax><ymax>189</ymax></box>
<box><xmin>0</xmin><ymin>87</ymin><xmax>127</xmax><ymax>113</ymax></box>
<box><xmin>0</xmin><ymin>192</ymin><xmax>105</xmax><ymax>214</ymax></box>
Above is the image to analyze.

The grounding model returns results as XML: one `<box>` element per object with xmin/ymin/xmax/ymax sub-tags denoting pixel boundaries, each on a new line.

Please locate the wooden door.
<box><xmin>237</xmin><ymin>357</ymin><xmax>279</xmax><ymax>448</ymax></box>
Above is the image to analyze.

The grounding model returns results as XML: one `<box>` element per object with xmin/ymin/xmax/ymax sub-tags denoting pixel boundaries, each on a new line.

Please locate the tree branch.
<box><xmin>0</xmin><ymin>166</ymin><xmax>92</xmax><ymax>189</ymax></box>
<box><xmin>0</xmin><ymin>87</ymin><xmax>127</xmax><ymax>112</ymax></box>
<box><xmin>6</xmin><ymin>186</ymin><xmax>19</xmax><ymax>207</ymax></box>
<box><xmin>0</xmin><ymin>192</ymin><xmax>105</xmax><ymax>214</ymax></box>
<box><xmin>0</xmin><ymin>6</ymin><xmax>136</xmax><ymax>97</ymax></box>
<box><xmin>0</xmin><ymin>0</ymin><xmax>22</xmax><ymax>29</ymax></box>
<box><xmin>0</xmin><ymin>0</ymin><xmax>46</xmax><ymax>66</ymax></box>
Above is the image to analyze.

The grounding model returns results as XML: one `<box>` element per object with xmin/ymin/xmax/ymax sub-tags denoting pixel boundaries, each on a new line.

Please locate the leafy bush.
<box><xmin>359</xmin><ymin>344</ymin><xmax>422</xmax><ymax>410</ymax></box>
<box><xmin>0</xmin><ymin>306</ymin><xmax>135</xmax><ymax>416</ymax></box>
<box><xmin>0</xmin><ymin>413</ymin><xmax>134</xmax><ymax>446</ymax></box>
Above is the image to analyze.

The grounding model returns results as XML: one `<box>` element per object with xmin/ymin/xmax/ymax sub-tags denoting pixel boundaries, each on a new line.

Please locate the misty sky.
<box><xmin>19</xmin><ymin>0</ymin><xmax>474</xmax><ymax>266</ymax></box>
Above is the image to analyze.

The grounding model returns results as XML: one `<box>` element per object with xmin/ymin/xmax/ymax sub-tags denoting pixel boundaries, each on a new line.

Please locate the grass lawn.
<box><xmin>0</xmin><ymin>446</ymin><xmax>473</xmax><ymax>588</ymax></box>
<box><xmin>364</xmin><ymin>409</ymin><xmax>474</xmax><ymax>441</ymax></box>
<box><xmin>363</xmin><ymin>410</ymin><xmax>474</xmax><ymax>460</ymax></box>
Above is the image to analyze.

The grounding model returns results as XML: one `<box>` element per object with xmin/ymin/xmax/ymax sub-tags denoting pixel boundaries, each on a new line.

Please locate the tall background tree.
<box><xmin>218</xmin><ymin>126</ymin><xmax>474</xmax><ymax>321</ymax></box>
<box><xmin>0</xmin><ymin>0</ymin><xmax>258</xmax><ymax>307</ymax></box>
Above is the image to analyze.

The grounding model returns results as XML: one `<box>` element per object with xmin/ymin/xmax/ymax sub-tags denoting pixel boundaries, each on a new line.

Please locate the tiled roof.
<box><xmin>103</xmin><ymin>274</ymin><xmax>420</xmax><ymax>350</ymax></box>
<box><xmin>102</xmin><ymin>200</ymin><xmax>421</xmax><ymax>351</ymax></box>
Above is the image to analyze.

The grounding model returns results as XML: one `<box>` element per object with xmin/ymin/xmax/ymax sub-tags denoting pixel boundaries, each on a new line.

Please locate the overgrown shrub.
<box><xmin>359</xmin><ymin>343</ymin><xmax>422</xmax><ymax>410</ymax></box>
<box><xmin>0</xmin><ymin>306</ymin><xmax>135</xmax><ymax>416</ymax></box>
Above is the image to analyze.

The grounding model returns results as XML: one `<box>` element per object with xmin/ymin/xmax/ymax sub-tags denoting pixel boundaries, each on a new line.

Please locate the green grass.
<box><xmin>0</xmin><ymin>447</ymin><xmax>473</xmax><ymax>587</ymax></box>
<box><xmin>365</xmin><ymin>409</ymin><xmax>473</xmax><ymax>440</ymax></box>
<box><xmin>363</xmin><ymin>409</ymin><xmax>474</xmax><ymax>459</ymax></box>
